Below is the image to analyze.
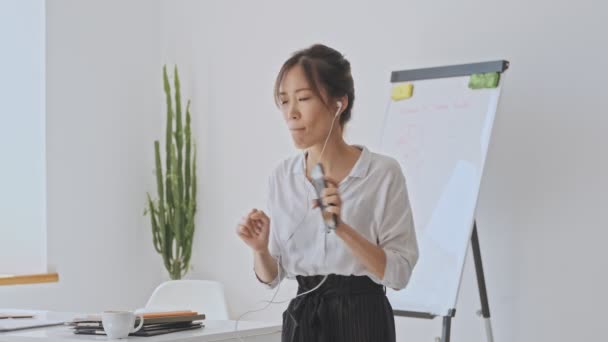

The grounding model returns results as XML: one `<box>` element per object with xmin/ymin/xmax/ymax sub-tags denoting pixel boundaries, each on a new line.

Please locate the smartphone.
<box><xmin>310</xmin><ymin>163</ymin><xmax>337</xmax><ymax>231</ymax></box>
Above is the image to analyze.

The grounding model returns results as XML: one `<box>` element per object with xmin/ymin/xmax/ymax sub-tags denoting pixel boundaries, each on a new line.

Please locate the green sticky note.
<box><xmin>468</xmin><ymin>72</ymin><xmax>500</xmax><ymax>89</ymax></box>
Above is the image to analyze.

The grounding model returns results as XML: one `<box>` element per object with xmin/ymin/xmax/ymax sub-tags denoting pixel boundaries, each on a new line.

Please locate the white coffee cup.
<box><xmin>101</xmin><ymin>311</ymin><xmax>144</xmax><ymax>339</ymax></box>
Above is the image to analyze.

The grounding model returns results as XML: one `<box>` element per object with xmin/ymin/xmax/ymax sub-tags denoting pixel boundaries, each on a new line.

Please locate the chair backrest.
<box><xmin>144</xmin><ymin>280</ymin><xmax>229</xmax><ymax>320</ymax></box>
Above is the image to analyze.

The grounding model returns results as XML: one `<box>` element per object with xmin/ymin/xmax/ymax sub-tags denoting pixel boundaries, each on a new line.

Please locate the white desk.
<box><xmin>0</xmin><ymin>310</ymin><xmax>281</xmax><ymax>342</ymax></box>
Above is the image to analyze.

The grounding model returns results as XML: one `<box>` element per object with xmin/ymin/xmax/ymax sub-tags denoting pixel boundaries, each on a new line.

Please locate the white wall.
<box><xmin>0</xmin><ymin>0</ymin><xmax>165</xmax><ymax>312</ymax></box>
<box><xmin>170</xmin><ymin>1</ymin><xmax>607</xmax><ymax>341</ymax></box>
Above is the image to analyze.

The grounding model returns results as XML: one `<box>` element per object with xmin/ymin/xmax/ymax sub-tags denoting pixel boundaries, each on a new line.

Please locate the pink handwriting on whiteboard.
<box><xmin>454</xmin><ymin>100</ymin><xmax>471</xmax><ymax>109</ymax></box>
<box><xmin>399</xmin><ymin>100</ymin><xmax>471</xmax><ymax>115</ymax></box>
<box><xmin>395</xmin><ymin>124</ymin><xmax>418</xmax><ymax>146</ymax></box>
<box><xmin>400</xmin><ymin>107</ymin><xmax>420</xmax><ymax>115</ymax></box>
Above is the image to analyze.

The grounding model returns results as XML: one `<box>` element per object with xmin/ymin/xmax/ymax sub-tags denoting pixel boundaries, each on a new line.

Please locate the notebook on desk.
<box><xmin>68</xmin><ymin>312</ymin><xmax>206</xmax><ymax>326</ymax></box>
<box><xmin>0</xmin><ymin>314</ymin><xmax>34</xmax><ymax>319</ymax></box>
<box><xmin>73</xmin><ymin>322</ymin><xmax>204</xmax><ymax>337</ymax></box>
<box><xmin>0</xmin><ymin>318</ymin><xmax>65</xmax><ymax>332</ymax></box>
<box><xmin>68</xmin><ymin>311</ymin><xmax>205</xmax><ymax>337</ymax></box>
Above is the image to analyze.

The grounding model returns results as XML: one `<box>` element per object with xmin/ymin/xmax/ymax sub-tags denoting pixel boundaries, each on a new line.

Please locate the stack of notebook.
<box><xmin>67</xmin><ymin>311</ymin><xmax>205</xmax><ymax>337</ymax></box>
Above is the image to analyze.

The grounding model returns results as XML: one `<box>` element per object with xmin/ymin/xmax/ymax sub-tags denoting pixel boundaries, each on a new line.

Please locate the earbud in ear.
<box><xmin>335</xmin><ymin>102</ymin><xmax>342</xmax><ymax>117</ymax></box>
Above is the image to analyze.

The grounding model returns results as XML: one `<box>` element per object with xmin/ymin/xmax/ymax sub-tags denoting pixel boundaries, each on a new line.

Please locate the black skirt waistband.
<box><xmin>296</xmin><ymin>274</ymin><xmax>385</xmax><ymax>296</ymax></box>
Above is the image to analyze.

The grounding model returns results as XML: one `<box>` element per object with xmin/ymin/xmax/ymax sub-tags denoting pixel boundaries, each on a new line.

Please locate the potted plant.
<box><xmin>145</xmin><ymin>65</ymin><xmax>197</xmax><ymax>280</ymax></box>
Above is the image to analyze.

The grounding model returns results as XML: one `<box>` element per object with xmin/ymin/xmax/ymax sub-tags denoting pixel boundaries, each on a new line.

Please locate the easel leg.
<box><xmin>471</xmin><ymin>221</ymin><xmax>495</xmax><ymax>342</ymax></box>
<box><xmin>441</xmin><ymin>316</ymin><xmax>452</xmax><ymax>342</ymax></box>
<box><xmin>483</xmin><ymin>316</ymin><xmax>494</xmax><ymax>342</ymax></box>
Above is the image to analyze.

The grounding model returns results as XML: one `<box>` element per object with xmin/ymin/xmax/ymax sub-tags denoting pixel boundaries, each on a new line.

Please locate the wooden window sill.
<box><xmin>0</xmin><ymin>273</ymin><xmax>59</xmax><ymax>286</ymax></box>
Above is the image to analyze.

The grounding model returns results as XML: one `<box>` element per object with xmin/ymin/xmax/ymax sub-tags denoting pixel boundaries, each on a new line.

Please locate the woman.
<box><xmin>236</xmin><ymin>44</ymin><xmax>418</xmax><ymax>342</ymax></box>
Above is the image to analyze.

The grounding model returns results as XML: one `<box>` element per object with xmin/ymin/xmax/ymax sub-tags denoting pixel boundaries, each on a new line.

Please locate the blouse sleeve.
<box><xmin>253</xmin><ymin>174</ymin><xmax>285</xmax><ymax>289</ymax></box>
<box><xmin>377</xmin><ymin>162</ymin><xmax>419</xmax><ymax>290</ymax></box>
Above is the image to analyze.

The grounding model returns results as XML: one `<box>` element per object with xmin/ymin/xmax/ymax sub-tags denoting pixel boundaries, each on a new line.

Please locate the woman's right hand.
<box><xmin>236</xmin><ymin>209</ymin><xmax>270</xmax><ymax>253</ymax></box>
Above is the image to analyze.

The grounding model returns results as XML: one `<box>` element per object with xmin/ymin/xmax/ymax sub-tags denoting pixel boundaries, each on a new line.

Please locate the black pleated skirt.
<box><xmin>282</xmin><ymin>274</ymin><xmax>396</xmax><ymax>342</ymax></box>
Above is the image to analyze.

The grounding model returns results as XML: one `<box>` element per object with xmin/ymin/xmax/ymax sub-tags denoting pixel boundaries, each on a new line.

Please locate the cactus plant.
<box><xmin>145</xmin><ymin>65</ymin><xmax>197</xmax><ymax>280</ymax></box>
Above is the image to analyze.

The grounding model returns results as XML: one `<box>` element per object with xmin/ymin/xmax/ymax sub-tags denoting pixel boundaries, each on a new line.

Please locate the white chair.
<box><xmin>143</xmin><ymin>280</ymin><xmax>229</xmax><ymax>320</ymax></box>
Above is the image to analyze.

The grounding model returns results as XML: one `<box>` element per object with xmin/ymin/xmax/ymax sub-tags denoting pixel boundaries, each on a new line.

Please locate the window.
<box><xmin>0</xmin><ymin>0</ymin><xmax>47</xmax><ymax>276</ymax></box>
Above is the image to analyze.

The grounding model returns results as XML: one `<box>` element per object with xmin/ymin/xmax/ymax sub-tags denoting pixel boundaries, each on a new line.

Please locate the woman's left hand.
<box><xmin>312</xmin><ymin>176</ymin><xmax>343</xmax><ymax>226</ymax></box>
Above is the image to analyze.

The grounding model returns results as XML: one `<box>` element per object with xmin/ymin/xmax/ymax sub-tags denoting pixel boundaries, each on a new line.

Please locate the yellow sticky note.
<box><xmin>391</xmin><ymin>83</ymin><xmax>413</xmax><ymax>101</ymax></box>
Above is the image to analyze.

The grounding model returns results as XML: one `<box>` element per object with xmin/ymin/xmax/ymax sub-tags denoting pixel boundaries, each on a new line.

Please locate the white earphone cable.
<box><xmin>234</xmin><ymin>102</ymin><xmax>342</xmax><ymax>339</ymax></box>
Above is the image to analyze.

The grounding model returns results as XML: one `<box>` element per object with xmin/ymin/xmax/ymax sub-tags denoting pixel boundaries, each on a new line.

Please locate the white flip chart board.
<box><xmin>380</xmin><ymin>61</ymin><xmax>508</xmax><ymax>316</ymax></box>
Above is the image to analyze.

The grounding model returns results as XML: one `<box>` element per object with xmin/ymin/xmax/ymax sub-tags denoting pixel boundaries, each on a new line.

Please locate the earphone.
<box><xmin>234</xmin><ymin>99</ymin><xmax>345</xmax><ymax>340</ymax></box>
<box><xmin>260</xmin><ymin>100</ymin><xmax>343</xmax><ymax>296</ymax></box>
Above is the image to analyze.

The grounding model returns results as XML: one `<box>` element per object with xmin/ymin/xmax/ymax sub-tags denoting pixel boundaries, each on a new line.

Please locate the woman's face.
<box><xmin>278</xmin><ymin>65</ymin><xmax>335</xmax><ymax>149</ymax></box>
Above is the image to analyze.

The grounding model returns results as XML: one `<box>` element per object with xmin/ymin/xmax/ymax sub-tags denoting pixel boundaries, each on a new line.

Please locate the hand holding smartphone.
<box><xmin>310</xmin><ymin>163</ymin><xmax>338</xmax><ymax>232</ymax></box>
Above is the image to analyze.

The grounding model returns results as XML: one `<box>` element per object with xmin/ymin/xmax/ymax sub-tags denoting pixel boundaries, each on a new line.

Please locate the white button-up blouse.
<box><xmin>259</xmin><ymin>145</ymin><xmax>419</xmax><ymax>290</ymax></box>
